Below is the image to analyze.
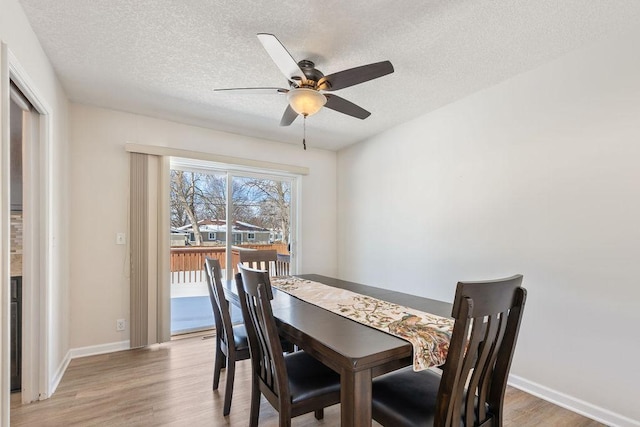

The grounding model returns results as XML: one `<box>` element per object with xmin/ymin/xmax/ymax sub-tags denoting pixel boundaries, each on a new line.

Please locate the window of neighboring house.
<box><xmin>189</xmin><ymin>232</ymin><xmax>195</xmax><ymax>241</ymax></box>
<box><xmin>208</xmin><ymin>232</ymin><xmax>216</xmax><ymax>240</ymax></box>
<box><xmin>247</xmin><ymin>232</ymin><xmax>255</xmax><ymax>240</ymax></box>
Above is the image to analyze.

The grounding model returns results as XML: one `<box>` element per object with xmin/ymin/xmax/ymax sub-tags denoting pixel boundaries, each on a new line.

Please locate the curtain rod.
<box><xmin>125</xmin><ymin>143</ymin><xmax>309</xmax><ymax>175</ymax></box>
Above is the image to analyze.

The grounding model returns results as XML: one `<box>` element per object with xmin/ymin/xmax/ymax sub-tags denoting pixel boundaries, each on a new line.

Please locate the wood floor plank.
<box><xmin>10</xmin><ymin>336</ymin><xmax>604</xmax><ymax>426</ymax></box>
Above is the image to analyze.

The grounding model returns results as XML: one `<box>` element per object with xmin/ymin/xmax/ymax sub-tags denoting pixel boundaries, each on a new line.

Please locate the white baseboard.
<box><xmin>48</xmin><ymin>350</ymin><xmax>72</xmax><ymax>398</ymax></box>
<box><xmin>48</xmin><ymin>341</ymin><xmax>130</xmax><ymax>397</ymax></box>
<box><xmin>508</xmin><ymin>374</ymin><xmax>640</xmax><ymax>427</ymax></box>
<box><xmin>69</xmin><ymin>340</ymin><xmax>131</xmax><ymax>359</ymax></box>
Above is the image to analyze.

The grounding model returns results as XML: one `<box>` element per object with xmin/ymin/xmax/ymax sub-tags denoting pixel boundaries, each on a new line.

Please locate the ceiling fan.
<box><xmin>214</xmin><ymin>33</ymin><xmax>394</xmax><ymax>139</ymax></box>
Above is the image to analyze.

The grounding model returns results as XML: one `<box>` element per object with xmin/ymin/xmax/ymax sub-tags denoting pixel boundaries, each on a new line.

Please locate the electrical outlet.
<box><xmin>116</xmin><ymin>318</ymin><xmax>126</xmax><ymax>331</ymax></box>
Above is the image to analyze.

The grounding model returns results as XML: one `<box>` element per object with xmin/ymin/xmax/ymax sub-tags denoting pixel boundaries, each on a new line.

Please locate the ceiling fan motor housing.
<box><xmin>293</xmin><ymin>60</ymin><xmax>325</xmax><ymax>88</ymax></box>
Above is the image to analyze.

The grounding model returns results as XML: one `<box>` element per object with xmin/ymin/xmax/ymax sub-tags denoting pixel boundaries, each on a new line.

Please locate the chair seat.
<box><xmin>284</xmin><ymin>351</ymin><xmax>341</xmax><ymax>404</ymax></box>
<box><xmin>231</xmin><ymin>324</ymin><xmax>249</xmax><ymax>351</ymax></box>
<box><xmin>372</xmin><ymin>366</ymin><xmax>440</xmax><ymax>427</ymax></box>
<box><xmin>373</xmin><ymin>367</ymin><xmax>492</xmax><ymax>427</ymax></box>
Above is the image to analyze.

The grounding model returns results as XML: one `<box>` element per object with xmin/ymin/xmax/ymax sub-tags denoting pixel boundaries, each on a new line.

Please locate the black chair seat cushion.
<box><xmin>284</xmin><ymin>351</ymin><xmax>340</xmax><ymax>404</ymax></box>
<box><xmin>373</xmin><ymin>367</ymin><xmax>492</xmax><ymax>427</ymax></box>
<box><xmin>232</xmin><ymin>324</ymin><xmax>249</xmax><ymax>351</ymax></box>
<box><xmin>372</xmin><ymin>366</ymin><xmax>440</xmax><ymax>427</ymax></box>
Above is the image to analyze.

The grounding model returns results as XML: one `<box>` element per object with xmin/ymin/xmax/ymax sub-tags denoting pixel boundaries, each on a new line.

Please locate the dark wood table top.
<box><xmin>224</xmin><ymin>273</ymin><xmax>453</xmax><ymax>372</ymax></box>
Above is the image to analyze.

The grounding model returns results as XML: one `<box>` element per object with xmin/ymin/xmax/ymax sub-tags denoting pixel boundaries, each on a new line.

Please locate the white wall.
<box><xmin>337</xmin><ymin>30</ymin><xmax>640</xmax><ymax>425</ymax></box>
<box><xmin>68</xmin><ymin>104</ymin><xmax>337</xmax><ymax>349</ymax></box>
<box><xmin>1</xmin><ymin>0</ymin><xmax>70</xmax><ymax>404</ymax></box>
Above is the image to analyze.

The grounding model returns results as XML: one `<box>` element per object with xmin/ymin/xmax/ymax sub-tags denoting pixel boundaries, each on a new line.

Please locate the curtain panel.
<box><xmin>129</xmin><ymin>152</ymin><xmax>170</xmax><ymax>348</ymax></box>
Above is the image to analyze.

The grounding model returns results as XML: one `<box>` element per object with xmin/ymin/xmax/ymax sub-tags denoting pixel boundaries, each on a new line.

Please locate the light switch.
<box><xmin>116</xmin><ymin>232</ymin><xmax>126</xmax><ymax>245</ymax></box>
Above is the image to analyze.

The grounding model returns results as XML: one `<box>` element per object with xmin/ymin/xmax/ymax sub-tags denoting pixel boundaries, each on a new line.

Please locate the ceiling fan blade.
<box><xmin>280</xmin><ymin>104</ymin><xmax>298</xmax><ymax>126</ymax></box>
<box><xmin>213</xmin><ymin>87</ymin><xmax>288</xmax><ymax>95</ymax></box>
<box><xmin>324</xmin><ymin>94</ymin><xmax>371</xmax><ymax>119</ymax></box>
<box><xmin>257</xmin><ymin>33</ymin><xmax>307</xmax><ymax>85</ymax></box>
<box><xmin>318</xmin><ymin>60</ymin><xmax>394</xmax><ymax>91</ymax></box>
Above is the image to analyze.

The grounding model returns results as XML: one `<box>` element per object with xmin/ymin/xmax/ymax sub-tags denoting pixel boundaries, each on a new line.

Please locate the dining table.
<box><xmin>223</xmin><ymin>273</ymin><xmax>453</xmax><ymax>427</ymax></box>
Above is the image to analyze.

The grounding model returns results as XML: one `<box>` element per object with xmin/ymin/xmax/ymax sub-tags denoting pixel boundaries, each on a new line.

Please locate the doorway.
<box><xmin>9</xmin><ymin>84</ymin><xmax>26</xmax><ymax>394</ymax></box>
<box><xmin>168</xmin><ymin>160</ymin><xmax>296</xmax><ymax>336</ymax></box>
<box><xmin>4</xmin><ymin>72</ymin><xmax>49</xmax><ymax>408</ymax></box>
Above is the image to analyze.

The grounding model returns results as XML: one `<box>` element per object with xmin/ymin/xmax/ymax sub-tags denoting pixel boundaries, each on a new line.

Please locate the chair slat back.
<box><xmin>204</xmin><ymin>258</ymin><xmax>234</xmax><ymax>351</ymax></box>
<box><xmin>236</xmin><ymin>265</ymin><xmax>289</xmax><ymax>404</ymax></box>
<box><xmin>239</xmin><ymin>249</ymin><xmax>278</xmax><ymax>276</ymax></box>
<box><xmin>275</xmin><ymin>253</ymin><xmax>291</xmax><ymax>276</ymax></box>
<box><xmin>436</xmin><ymin>275</ymin><xmax>527</xmax><ymax>427</ymax></box>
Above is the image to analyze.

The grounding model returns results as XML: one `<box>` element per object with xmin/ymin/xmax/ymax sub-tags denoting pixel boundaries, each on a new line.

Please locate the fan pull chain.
<box><xmin>303</xmin><ymin>115</ymin><xmax>307</xmax><ymax>150</ymax></box>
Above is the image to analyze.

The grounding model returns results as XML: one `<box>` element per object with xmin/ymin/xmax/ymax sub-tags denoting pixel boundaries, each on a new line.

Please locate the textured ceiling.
<box><xmin>18</xmin><ymin>0</ymin><xmax>640</xmax><ymax>151</ymax></box>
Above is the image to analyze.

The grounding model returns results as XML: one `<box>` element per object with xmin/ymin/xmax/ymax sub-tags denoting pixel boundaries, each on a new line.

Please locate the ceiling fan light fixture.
<box><xmin>287</xmin><ymin>88</ymin><xmax>326</xmax><ymax>117</ymax></box>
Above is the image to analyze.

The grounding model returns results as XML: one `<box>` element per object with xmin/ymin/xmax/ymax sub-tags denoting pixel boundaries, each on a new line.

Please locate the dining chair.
<box><xmin>204</xmin><ymin>257</ymin><xmax>250</xmax><ymax>416</ymax></box>
<box><xmin>238</xmin><ymin>249</ymin><xmax>278</xmax><ymax>275</ymax></box>
<box><xmin>275</xmin><ymin>253</ymin><xmax>291</xmax><ymax>276</ymax></box>
<box><xmin>371</xmin><ymin>274</ymin><xmax>527</xmax><ymax>427</ymax></box>
<box><xmin>235</xmin><ymin>265</ymin><xmax>341</xmax><ymax>427</ymax></box>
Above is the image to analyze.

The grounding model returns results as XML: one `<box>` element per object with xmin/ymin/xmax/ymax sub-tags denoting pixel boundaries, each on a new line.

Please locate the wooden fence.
<box><xmin>170</xmin><ymin>243</ymin><xmax>289</xmax><ymax>284</ymax></box>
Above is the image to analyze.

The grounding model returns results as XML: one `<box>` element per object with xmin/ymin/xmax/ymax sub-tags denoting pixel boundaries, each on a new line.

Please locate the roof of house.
<box><xmin>175</xmin><ymin>219</ymin><xmax>269</xmax><ymax>233</ymax></box>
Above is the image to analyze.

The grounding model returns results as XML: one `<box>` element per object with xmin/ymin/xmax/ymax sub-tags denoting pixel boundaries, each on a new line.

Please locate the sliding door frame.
<box><xmin>127</xmin><ymin>145</ymin><xmax>305</xmax><ymax>341</ymax></box>
<box><xmin>170</xmin><ymin>158</ymin><xmax>301</xmax><ymax>282</ymax></box>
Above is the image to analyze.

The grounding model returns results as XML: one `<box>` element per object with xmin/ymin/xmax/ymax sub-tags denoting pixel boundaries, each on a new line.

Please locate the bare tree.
<box><xmin>170</xmin><ymin>171</ymin><xmax>291</xmax><ymax>246</ymax></box>
<box><xmin>196</xmin><ymin>174</ymin><xmax>226</xmax><ymax>221</ymax></box>
<box><xmin>195</xmin><ymin>174</ymin><xmax>256</xmax><ymax>224</ymax></box>
<box><xmin>241</xmin><ymin>178</ymin><xmax>291</xmax><ymax>244</ymax></box>
<box><xmin>170</xmin><ymin>170</ymin><xmax>203</xmax><ymax>245</ymax></box>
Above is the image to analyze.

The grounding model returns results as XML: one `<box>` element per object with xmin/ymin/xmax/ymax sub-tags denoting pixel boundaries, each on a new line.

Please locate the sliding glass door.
<box><xmin>169</xmin><ymin>160</ymin><xmax>296</xmax><ymax>335</ymax></box>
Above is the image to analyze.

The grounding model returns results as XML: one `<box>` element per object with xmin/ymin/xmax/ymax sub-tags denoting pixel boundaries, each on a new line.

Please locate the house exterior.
<box><xmin>169</xmin><ymin>228</ymin><xmax>189</xmax><ymax>246</ymax></box>
<box><xmin>175</xmin><ymin>219</ymin><xmax>273</xmax><ymax>245</ymax></box>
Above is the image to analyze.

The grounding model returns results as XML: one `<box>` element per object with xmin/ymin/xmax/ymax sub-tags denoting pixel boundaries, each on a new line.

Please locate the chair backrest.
<box><xmin>436</xmin><ymin>275</ymin><xmax>527</xmax><ymax>427</ymax></box>
<box><xmin>204</xmin><ymin>258</ymin><xmax>234</xmax><ymax>352</ymax></box>
<box><xmin>238</xmin><ymin>249</ymin><xmax>278</xmax><ymax>275</ymax></box>
<box><xmin>275</xmin><ymin>253</ymin><xmax>291</xmax><ymax>276</ymax></box>
<box><xmin>235</xmin><ymin>265</ymin><xmax>289</xmax><ymax>406</ymax></box>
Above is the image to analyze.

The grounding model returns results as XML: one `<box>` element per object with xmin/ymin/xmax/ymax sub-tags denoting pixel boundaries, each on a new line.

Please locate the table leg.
<box><xmin>341</xmin><ymin>368</ymin><xmax>372</xmax><ymax>426</ymax></box>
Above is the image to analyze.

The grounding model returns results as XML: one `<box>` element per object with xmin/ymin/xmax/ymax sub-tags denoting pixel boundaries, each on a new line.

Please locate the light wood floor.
<box><xmin>11</xmin><ymin>335</ymin><xmax>603</xmax><ymax>426</ymax></box>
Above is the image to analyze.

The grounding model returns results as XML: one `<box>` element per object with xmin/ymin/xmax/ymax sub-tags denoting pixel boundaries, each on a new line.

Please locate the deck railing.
<box><xmin>170</xmin><ymin>244</ymin><xmax>289</xmax><ymax>284</ymax></box>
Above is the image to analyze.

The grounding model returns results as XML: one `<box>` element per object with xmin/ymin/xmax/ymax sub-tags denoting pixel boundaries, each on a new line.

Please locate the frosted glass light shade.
<box><xmin>287</xmin><ymin>88</ymin><xmax>327</xmax><ymax>117</ymax></box>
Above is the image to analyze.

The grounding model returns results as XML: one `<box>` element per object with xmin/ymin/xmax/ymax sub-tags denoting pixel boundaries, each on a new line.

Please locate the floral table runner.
<box><xmin>271</xmin><ymin>276</ymin><xmax>454</xmax><ymax>371</ymax></box>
